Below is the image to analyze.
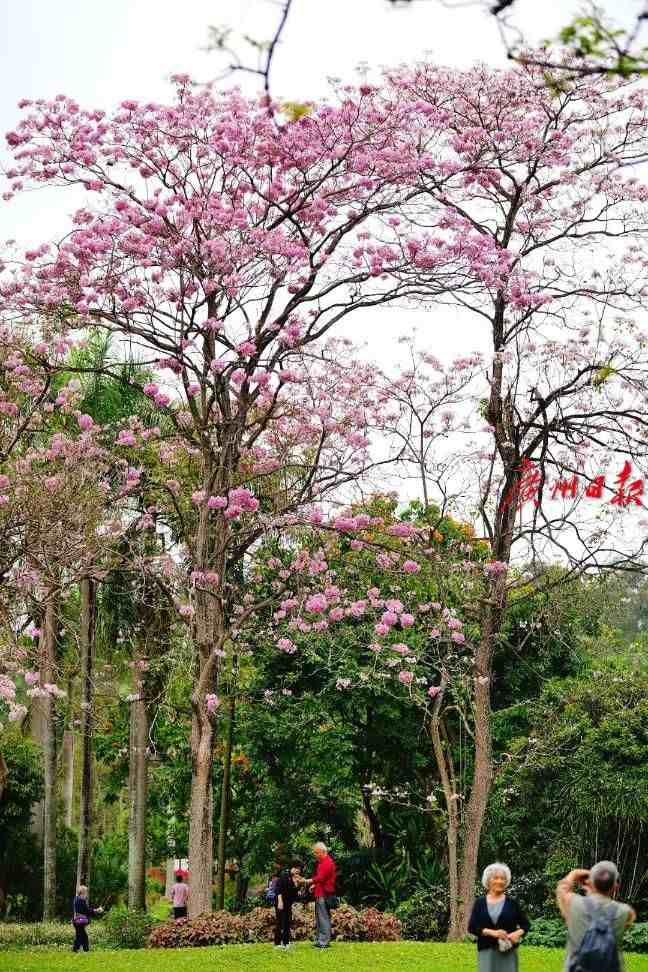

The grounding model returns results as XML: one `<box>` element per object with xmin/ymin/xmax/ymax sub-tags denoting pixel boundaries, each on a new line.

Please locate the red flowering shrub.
<box><xmin>148</xmin><ymin>912</ymin><xmax>246</xmax><ymax>948</ymax></box>
<box><xmin>148</xmin><ymin>903</ymin><xmax>400</xmax><ymax>948</ymax></box>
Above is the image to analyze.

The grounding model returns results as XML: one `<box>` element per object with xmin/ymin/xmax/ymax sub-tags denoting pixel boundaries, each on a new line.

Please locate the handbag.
<box><xmin>73</xmin><ymin>914</ymin><xmax>89</xmax><ymax>926</ymax></box>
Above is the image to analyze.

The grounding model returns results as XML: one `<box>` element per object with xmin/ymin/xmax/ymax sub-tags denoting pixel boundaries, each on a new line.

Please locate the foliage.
<box><xmin>524</xmin><ymin>918</ymin><xmax>567</xmax><ymax>950</ymax></box>
<box><xmin>91</xmin><ymin>832</ymin><xmax>129</xmax><ymax>909</ymax></box>
<box><xmin>0</xmin><ymin>731</ymin><xmax>43</xmax><ymax>916</ymax></box>
<box><xmin>0</xmin><ymin>920</ymin><xmax>110</xmax><ymax>949</ymax></box>
<box><xmin>148</xmin><ymin>903</ymin><xmax>400</xmax><ymax>948</ymax></box>
<box><xmin>395</xmin><ymin>887</ymin><xmax>450</xmax><ymax>940</ymax></box>
<box><xmin>486</xmin><ymin>662</ymin><xmax>648</xmax><ymax>912</ymax></box>
<box><xmin>103</xmin><ymin>906</ymin><xmax>158</xmax><ymax>949</ymax></box>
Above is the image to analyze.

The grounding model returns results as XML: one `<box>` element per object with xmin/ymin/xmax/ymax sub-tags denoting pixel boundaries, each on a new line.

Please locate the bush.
<box><xmin>149</xmin><ymin>911</ymin><xmax>248</xmax><ymax>948</ymax></box>
<box><xmin>0</xmin><ymin>920</ymin><xmax>110</xmax><ymax>949</ymax></box>
<box><xmin>626</xmin><ymin>922</ymin><xmax>648</xmax><ymax>953</ymax></box>
<box><xmin>396</xmin><ymin>887</ymin><xmax>449</xmax><ymax>940</ymax></box>
<box><xmin>91</xmin><ymin>832</ymin><xmax>128</xmax><ymax>908</ymax></box>
<box><xmin>148</xmin><ymin>902</ymin><xmax>401</xmax><ymax>948</ymax></box>
<box><xmin>525</xmin><ymin>918</ymin><xmax>567</xmax><ymax>949</ymax></box>
<box><xmin>103</xmin><ymin>906</ymin><xmax>157</xmax><ymax>949</ymax></box>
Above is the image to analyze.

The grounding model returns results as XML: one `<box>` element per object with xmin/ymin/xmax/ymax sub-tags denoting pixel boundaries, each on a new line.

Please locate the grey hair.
<box><xmin>482</xmin><ymin>863</ymin><xmax>512</xmax><ymax>890</ymax></box>
<box><xmin>313</xmin><ymin>842</ymin><xmax>328</xmax><ymax>854</ymax></box>
<box><xmin>590</xmin><ymin>861</ymin><xmax>619</xmax><ymax>891</ymax></box>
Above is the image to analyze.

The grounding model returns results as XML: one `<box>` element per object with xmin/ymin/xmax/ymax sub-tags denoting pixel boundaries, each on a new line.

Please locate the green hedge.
<box><xmin>0</xmin><ymin>920</ymin><xmax>111</xmax><ymax>949</ymax></box>
<box><xmin>525</xmin><ymin>918</ymin><xmax>648</xmax><ymax>954</ymax></box>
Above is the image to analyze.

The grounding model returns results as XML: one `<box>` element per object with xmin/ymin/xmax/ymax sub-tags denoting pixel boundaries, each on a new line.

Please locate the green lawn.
<box><xmin>2</xmin><ymin>943</ymin><xmax>648</xmax><ymax>972</ymax></box>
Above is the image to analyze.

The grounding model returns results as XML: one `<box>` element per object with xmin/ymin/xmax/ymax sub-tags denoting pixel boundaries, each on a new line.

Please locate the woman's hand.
<box><xmin>508</xmin><ymin>929</ymin><xmax>524</xmax><ymax>944</ymax></box>
<box><xmin>486</xmin><ymin>928</ymin><xmax>509</xmax><ymax>940</ymax></box>
<box><xmin>277</xmin><ymin>896</ymin><xmax>284</xmax><ymax>912</ymax></box>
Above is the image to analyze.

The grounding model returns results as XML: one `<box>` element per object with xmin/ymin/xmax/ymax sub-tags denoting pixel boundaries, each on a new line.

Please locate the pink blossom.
<box><xmin>427</xmin><ymin>686</ymin><xmax>441</xmax><ymax>698</ymax></box>
<box><xmin>400</xmin><ymin>613</ymin><xmax>415</xmax><ymax>627</ymax></box>
<box><xmin>484</xmin><ymin>560</ymin><xmax>509</xmax><ymax>578</ymax></box>
<box><xmin>374</xmin><ymin>622</ymin><xmax>390</xmax><ymax>636</ymax></box>
<box><xmin>277</xmin><ymin>638</ymin><xmax>297</xmax><ymax>654</ymax></box>
<box><xmin>381</xmin><ymin>611</ymin><xmax>399</xmax><ymax>627</ymax></box>
<box><xmin>391</xmin><ymin>643</ymin><xmax>410</xmax><ymax>655</ymax></box>
<box><xmin>78</xmin><ymin>413</ymin><xmax>94</xmax><ymax>430</ymax></box>
<box><xmin>402</xmin><ymin>560</ymin><xmax>421</xmax><ymax>574</ymax></box>
<box><xmin>206</xmin><ymin>693</ymin><xmax>220</xmax><ymax>714</ymax></box>
<box><xmin>398</xmin><ymin>671</ymin><xmax>414</xmax><ymax>686</ymax></box>
<box><xmin>451</xmin><ymin>632</ymin><xmax>466</xmax><ymax>644</ymax></box>
<box><xmin>305</xmin><ymin>594</ymin><xmax>327</xmax><ymax>614</ymax></box>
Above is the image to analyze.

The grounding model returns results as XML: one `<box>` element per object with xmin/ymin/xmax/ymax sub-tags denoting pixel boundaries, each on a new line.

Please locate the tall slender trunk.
<box><xmin>215</xmin><ymin>695</ymin><xmax>236</xmax><ymax>910</ymax></box>
<box><xmin>165</xmin><ymin>857</ymin><xmax>176</xmax><ymax>899</ymax></box>
<box><xmin>429</xmin><ymin>671</ymin><xmax>461</xmax><ymax>937</ymax></box>
<box><xmin>39</xmin><ymin>597</ymin><xmax>58</xmax><ymax>920</ymax></box>
<box><xmin>187</xmin><ymin>484</ymin><xmax>224</xmax><ymax>918</ymax></box>
<box><xmin>128</xmin><ymin>645</ymin><xmax>149</xmax><ymax>911</ymax></box>
<box><xmin>61</xmin><ymin>728</ymin><xmax>75</xmax><ymax>830</ymax></box>
<box><xmin>76</xmin><ymin>577</ymin><xmax>96</xmax><ymax>888</ymax></box>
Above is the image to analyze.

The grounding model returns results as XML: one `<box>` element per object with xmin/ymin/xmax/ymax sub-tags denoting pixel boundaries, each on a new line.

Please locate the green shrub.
<box><xmin>103</xmin><ymin>906</ymin><xmax>157</xmax><ymax>949</ymax></box>
<box><xmin>91</xmin><ymin>833</ymin><xmax>128</xmax><ymax>908</ymax></box>
<box><xmin>525</xmin><ymin>918</ymin><xmax>567</xmax><ymax>949</ymax></box>
<box><xmin>0</xmin><ymin>920</ymin><xmax>110</xmax><ymax>949</ymax></box>
<box><xmin>626</xmin><ymin>922</ymin><xmax>648</xmax><ymax>953</ymax></box>
<box><xmin>396</xmin><ymin>887</ymin><xmax>449</xmax><ymax>940</ymax></box>
<box><xmin>146</xmin><ymin>877</ymin><xmax>165</xmax><ymax>897</ymax></box>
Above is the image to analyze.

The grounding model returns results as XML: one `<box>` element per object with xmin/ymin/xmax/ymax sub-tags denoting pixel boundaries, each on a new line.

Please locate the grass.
<box><xmin>2</xmin><ymin>943</ymin><xmax>648</xmax><ymax>972</ymax></box>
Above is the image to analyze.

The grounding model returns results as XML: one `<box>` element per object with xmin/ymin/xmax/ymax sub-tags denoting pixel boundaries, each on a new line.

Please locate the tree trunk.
<box><xmin>188</xmin><ymin>707</ymin><xmax>216</xmax><ymax>916</ymax></box>
<box><xmin>128</xmin><ymin>648</ymin><xmax>149</xmax><ymax>911</ymax></box>
<box><xmin>215</xmin><ymin>695</ymin><xmax>236</xmax><ymax>910</ymax></box>
<box><xmin>429</xmin><ymin>672</ymin><xmax>461</xmax><ymax>938</ymax></box>
<box><xmin>165</xmin><ymin>858</ymin><xmax>176</xmax><ymax>899</ymax></box>
<box><xmin>362</xmin><ymin>789</ymin><xmax>385</xmax><ymax>851</ymax></box>
<box><xmin>451</xmin><ymin>624</ymin><xmax>495</xmax><ymax>939</ymax></box>
<box><xmin>62</xmin><ymin>729</ymin><xmax>75</xmax><ymax>830</ymax></box>
<box><xmin>39</xmin><ymin>597</ymin><xmax>58</xmax><ymax>920</ymax></box>
<box><xmin>77</xmin><ymin>577</ymin><xmax>96</xmax><ymax>889</ymax></box>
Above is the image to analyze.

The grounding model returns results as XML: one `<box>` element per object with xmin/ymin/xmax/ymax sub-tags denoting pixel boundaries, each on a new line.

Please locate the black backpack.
<box><xmin>569</xmin><ymin>898</ymin><xmax>621</xmax><ymax>972</ymax></box>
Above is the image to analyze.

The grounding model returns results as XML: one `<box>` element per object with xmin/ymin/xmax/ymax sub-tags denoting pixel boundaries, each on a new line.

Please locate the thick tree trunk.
<box><xmin>215</xmin><ymin>695</ymin><xmax>235</xmax><ymax>910</ymax></box>
<box><xmin>128</xmin><ymin>649</ymin><xmax>149</xmax><ymax>911</ymax></box>
<box><xmin>188</xmin><ymin>709</ymin><xmax>216</xmax><ymax>916</ymax></box>
<box><xmin>77</xmin><ymin>577</ymin><xmax>96</xmax><ymax>889</ymax></box>
<box><xmin>39</xmin><ymin>597</ymin><xmax>58</xmax><ymax>920</ymax></box>
<box><xmin>62</xmin><ymin>729</ymin><xmax>75</xmax><ymax>830</ymax></box>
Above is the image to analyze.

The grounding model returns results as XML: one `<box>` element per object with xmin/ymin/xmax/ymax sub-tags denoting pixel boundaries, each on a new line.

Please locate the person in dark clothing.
<box><xmin>72</xmin><ymin>884</ymin><xmax>103</xmax><ymax>953</ymax></box>
<box><xmin>274</xmin><ymin>862</ymin><xmax>302</xmax><ymax>949</ymax></box>
<box><xmin>468</xmin><ymin>863</ymin><xmax>530</xmax><ymax>972</ymax></box>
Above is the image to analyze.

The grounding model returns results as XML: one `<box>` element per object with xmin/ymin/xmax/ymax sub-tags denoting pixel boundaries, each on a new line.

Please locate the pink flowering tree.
<box><xmin>366</xmin><ymin>61</ymin><xmax>648</xmax><ymax>936</ymax></box>
<box><xmin>0</xmin><ymin>408</ymin><xmax>117</xmax><ymax>918</ymax></box>
<box><xmin>1</xmin><ymin>77</ymin><xmax>489</xmax><ymax>912</ymax></box>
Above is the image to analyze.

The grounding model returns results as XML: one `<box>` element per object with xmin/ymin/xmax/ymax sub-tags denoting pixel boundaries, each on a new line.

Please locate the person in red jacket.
<box><xmin>308</xmin><ymin>842</ymin><xmax>337</xmax><ymax>949</ymax></box>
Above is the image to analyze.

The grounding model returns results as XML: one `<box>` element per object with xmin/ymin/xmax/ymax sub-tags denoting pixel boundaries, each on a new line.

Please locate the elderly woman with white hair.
<box><xmin>468</xmin><ymin>863</ymin><xmax>530</xmax><ymax>971</ymax></box>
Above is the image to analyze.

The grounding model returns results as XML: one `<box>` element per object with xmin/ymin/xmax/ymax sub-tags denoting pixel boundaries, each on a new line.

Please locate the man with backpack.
<box><xmin>556</xmin><ymin>862</ymin><xmax>636</xmax><ymax>971</ymax></box>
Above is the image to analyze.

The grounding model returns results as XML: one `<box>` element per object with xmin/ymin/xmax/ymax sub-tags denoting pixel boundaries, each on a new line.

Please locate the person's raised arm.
<box><xmin>556</xmin><ymin>869</ymin><xmax>590</xmax><ymax>919</ymax></box>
